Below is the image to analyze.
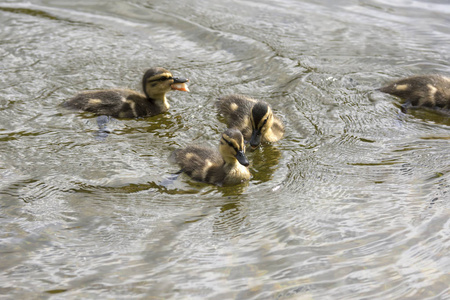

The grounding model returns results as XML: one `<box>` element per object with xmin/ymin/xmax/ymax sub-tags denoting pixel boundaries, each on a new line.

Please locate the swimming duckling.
<box><xmin>216</xmin><ymin>95</ymin><xmax>284</xmax><ymax>149</ymax></box>
<box><xmin>379</xmin><ymin>75</ymin><xmax>450</xmax><ymax>112</ymax></box>
<box><xmin>64</xmin><ymin>67</ymin><xmax>189</xmax><ymax>118</ymax></box>
<box><xmin>171</xmin><ymin>128</ymin><xmax>251</xmax><ymax>186</ymax></box>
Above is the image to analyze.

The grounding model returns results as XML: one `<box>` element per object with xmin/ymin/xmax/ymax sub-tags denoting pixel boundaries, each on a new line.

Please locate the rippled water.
<box><xmin>1</xmin><ymin>0</ymin><xmax>450</xmax><ymax>299</ymax></box>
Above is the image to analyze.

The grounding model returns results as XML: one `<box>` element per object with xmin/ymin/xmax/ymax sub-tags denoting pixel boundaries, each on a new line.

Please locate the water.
<box><xmin>1</xmin><ymin>0</ymin><xmax>449</xmax><ymax>299</ymax></box>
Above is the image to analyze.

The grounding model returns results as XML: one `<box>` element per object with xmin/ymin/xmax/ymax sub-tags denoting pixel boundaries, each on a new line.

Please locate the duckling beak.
<box><xmin>250</xmin><ymin>130</ymin><xmax>261</xmax><ymax>149</ymax></box>
<box><xmin>235</xmin><ymin>150</ymin><xmax>249</xmax><ymax>167</ymax></box>
<box><xmin>171</xmin><ymin>77</ymin><xmax>190</xmax><ymax>92</ymax></box>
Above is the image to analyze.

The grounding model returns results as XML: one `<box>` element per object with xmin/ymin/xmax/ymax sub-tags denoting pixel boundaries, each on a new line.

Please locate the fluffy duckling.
<box><xmin>379</xmin><ymin>75</ymin><xmax>450</xmax><ymax>111</ymax></box>
<box><xmin>64</xmin><ymin>67</ymin><xmax>189</xmax><ymax>118</ymax></box>
<box><xmin>216</xmin><ymin>95</ymin><xmax>284</xmax><ymax>149</ymax></box>
<box><xmin>171</xmin><ymin>128</ymin><xmax>251</xmax><ymax>186</ymax></box>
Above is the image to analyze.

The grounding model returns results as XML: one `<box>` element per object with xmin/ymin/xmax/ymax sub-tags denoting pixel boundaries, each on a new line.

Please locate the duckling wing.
<box><xmin>64</xmin><ymin>89</ymin><xmax>141</xmax><ymax>118</ymax></box>
<box><xmin>378</xmin><ymin>76</ymin><xmax>450</xmax><ymax>108</ymax></box>
<box><xmin>172</xmin><ymin>146</ymin><xmax>225</xmax><ymax>184</ymax></box>
<box><xmin>216</xmin><ymin>95</ymin><xmax>256</xmax><ymax>137</ymax></box>
<box><xmin>433</xmin><ymin>76</ymin><xmax>450</xmax><ymax>108</ymax></box>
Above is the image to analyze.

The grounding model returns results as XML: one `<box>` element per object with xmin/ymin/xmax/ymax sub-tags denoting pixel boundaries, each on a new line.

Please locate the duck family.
<box><xmin>65</xmin><ymin>67</ymin><xmax>449</xmax><ymax>186</ymax></box>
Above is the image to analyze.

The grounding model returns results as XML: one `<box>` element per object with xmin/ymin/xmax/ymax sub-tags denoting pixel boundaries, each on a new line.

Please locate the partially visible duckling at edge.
<box><xmin>216</xmin><ymin>95</ymin><xmax>284</xmax><ymax>149</ymax></box>
<box><xmin>378</xmin><ymin>75</ymin><xmax>450</xmax><ymax>112</ymax></box>
<box><xmin>171</xmin><ymin>128</ymin><xmax>251</xmax><ymax>186</ymax></box>
<box><xmin>64</xmin><ymin>67</ymin><xmax>189</xmax><ymax>118</ymax></box>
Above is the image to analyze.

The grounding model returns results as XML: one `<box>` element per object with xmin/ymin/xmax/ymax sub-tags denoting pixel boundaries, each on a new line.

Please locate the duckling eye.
<box><xmin>225</xmin><ymin>139</ymin><xmax>234</xmax><ymax>147</ymax></box>
<box><xmin>222</xmin><ymin>138</ymin><xmax>240</xmax><ymax>151</ymax></box>
<box><xmin>148</xmin><ymin>76</ymin><xmax>172</xmax><ymax>83</ymax></box>
<box><xmin>259</xmin><ymin>118</ymin><xmax>268</xmax><ymax>130</ymax></box>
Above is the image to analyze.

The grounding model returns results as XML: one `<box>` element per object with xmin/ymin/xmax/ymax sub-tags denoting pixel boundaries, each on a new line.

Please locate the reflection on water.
<box><xmin>249</xmin><ymin>143</ymin><xmax>282</xmax><ymax>184</ymax></box>
<box><xmin>404</xmin><ymin>107</ymin><xmax>450</xmax><ymax>127</ymax></box>
<box><xmin>1</xmin><ymin>0</ymin><xmax>450</xmax><ymax>299</ymax></box>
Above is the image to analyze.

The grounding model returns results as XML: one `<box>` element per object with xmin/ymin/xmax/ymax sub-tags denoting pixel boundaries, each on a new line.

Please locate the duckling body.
<box><xmin>64</xmin><ymin>67</ymin><xmax>189</xmax><ymax>118</ymax></box>
<box><xmin>379</xmin><ymin>75</ymin><xmax>450</xmax><ymax>111</ymax></box>
<box><xmin>216</xmin><ymin>95</ymin><xmax>284</xmax><ymax>148</ymax></box>
<box><xmin>171</xmin><ymin>128</ymin><xmax>250</xmax><ymax>186</ymax></box>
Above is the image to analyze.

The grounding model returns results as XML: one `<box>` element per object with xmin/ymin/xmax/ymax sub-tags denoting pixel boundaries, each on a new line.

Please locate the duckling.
<box><xmin>64</xmin><ymin>67</ymin><xmax>189</xmax><ymax>118</ymax></box>
<box><xmin>378</xmin><ymin>75</ymin><xmax>450</xmax><ymax>112</ymax></box>
<box><xmin>171</xmin><ymin>128</ymin><xmax>251</xmax><ymax>186</ymax></box>
<box><xmin>216</xmin><ymin>95</ymin><xmax>284</xmax><ymax>149</ymax></box>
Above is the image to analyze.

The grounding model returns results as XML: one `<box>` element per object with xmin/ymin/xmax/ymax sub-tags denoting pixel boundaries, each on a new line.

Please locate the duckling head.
<box><xmin>250</xmin><ymin>101</ymin><xmax>273</xmax><ymax>149</ymax></box>
<box><xmin>219</xmin><ymin>128</ymin><xmax>249</xmax><ymax>166</ymax></box>
<box><xmin>142</xmin><ymin>67</ymin><xmax>189</xmax><ymax>100</ymax></box>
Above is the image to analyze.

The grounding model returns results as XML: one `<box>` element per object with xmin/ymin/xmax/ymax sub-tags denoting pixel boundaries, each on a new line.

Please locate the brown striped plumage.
<box><xmin>64</xmin><ymin>67</ymin><xmax>189</xmax><ymax>118</ymax></box>
<box><xmin>379</xmin><ymin>75</ymin><xmax>450</xmax><ymax>111</ymax></box>
<box><xmin>216</xmin><ymin>95</ymin><xmax>284</xmax><ymax>148</ymax></box>
<box><xmin>171</xmin><ymin>128</ymin><xmax>251</xmax><ymax>186</ymax></box>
